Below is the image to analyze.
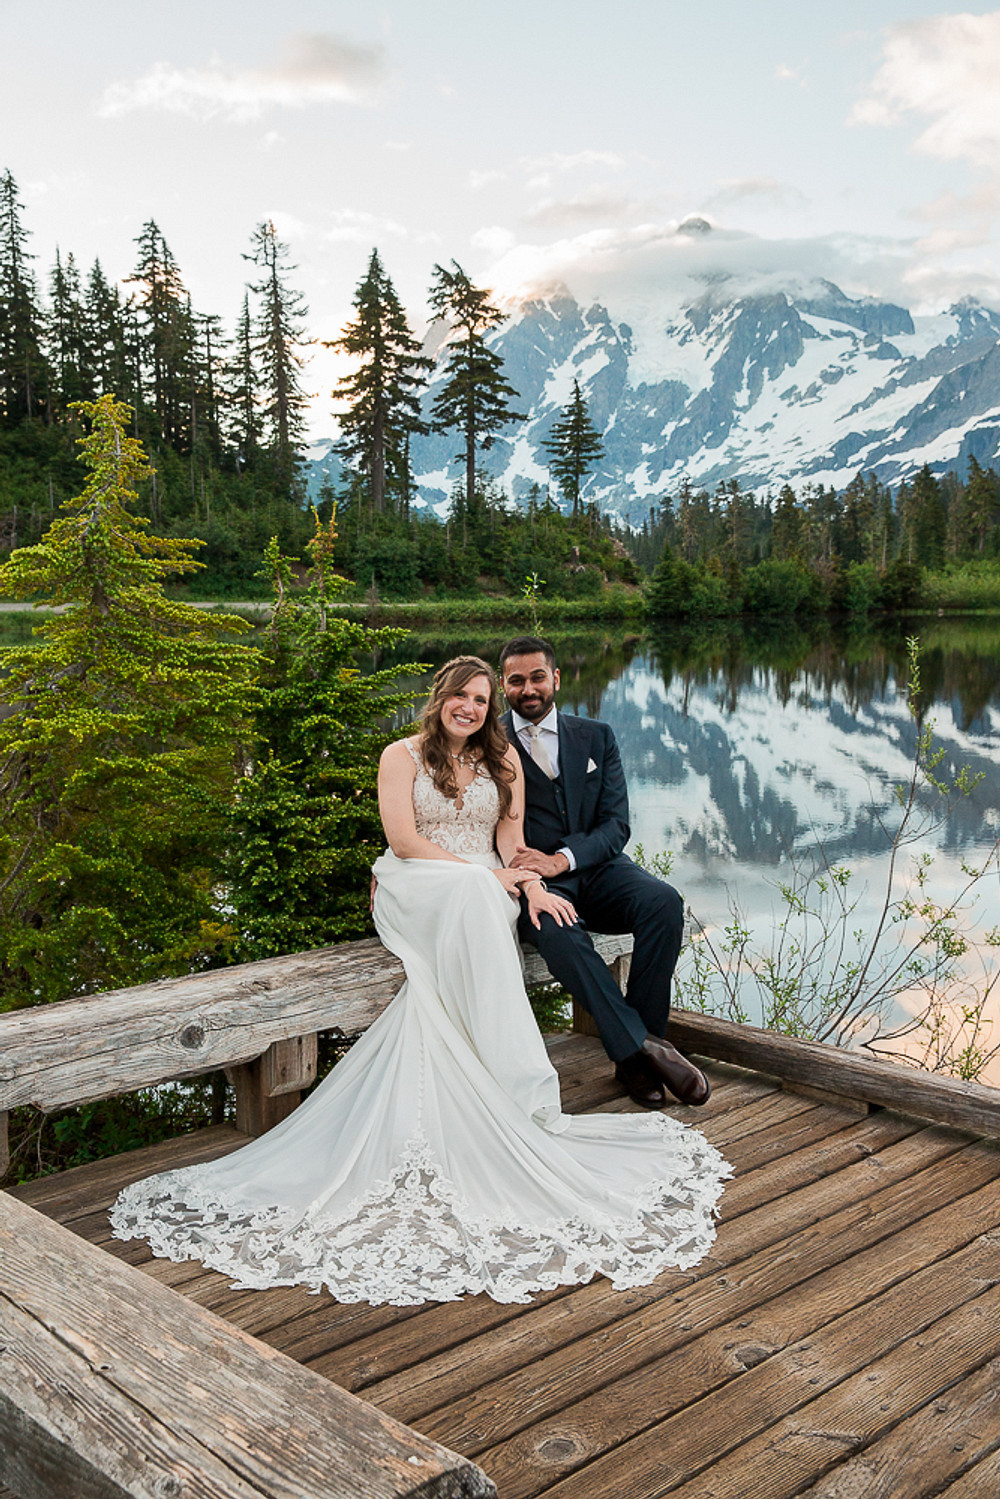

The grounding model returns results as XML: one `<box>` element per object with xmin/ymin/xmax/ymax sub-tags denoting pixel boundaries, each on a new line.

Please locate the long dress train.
<box><xmin>111</xmin><ymin>751</ymin><xmax>731</xmax><ymax>1305</ymax></box>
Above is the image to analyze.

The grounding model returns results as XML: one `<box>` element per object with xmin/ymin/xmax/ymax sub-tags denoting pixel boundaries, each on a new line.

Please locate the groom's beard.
<box><xmin>504</xmin><ymin>684</ymin><xmax>555</xmax><ymax>721</ymax></box>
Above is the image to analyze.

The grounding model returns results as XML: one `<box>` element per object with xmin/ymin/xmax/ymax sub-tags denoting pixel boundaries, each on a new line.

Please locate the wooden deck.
<box><xmin>11</xmin><ymin>1031</ymin><xmax>1000</xmax><ymax>1499</ymax></box>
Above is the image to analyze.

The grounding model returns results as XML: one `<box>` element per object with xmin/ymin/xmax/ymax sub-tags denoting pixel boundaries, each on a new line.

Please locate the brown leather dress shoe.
<box><xmin>614</xmin><ymin>1052</ymin><xmax>666</xmax><ymax>1108</ymax></box>
<box><xmin>641</xmin><ymin>1035</ymin><xmax>711</xmax><ymax>1105</ymax></box>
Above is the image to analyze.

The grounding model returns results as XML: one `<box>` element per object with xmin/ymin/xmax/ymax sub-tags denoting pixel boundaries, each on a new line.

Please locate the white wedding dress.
<box><xmin>111</xmin><ymin>748</ymin><xmax>731</xmax><ymax>1305</ymax></box>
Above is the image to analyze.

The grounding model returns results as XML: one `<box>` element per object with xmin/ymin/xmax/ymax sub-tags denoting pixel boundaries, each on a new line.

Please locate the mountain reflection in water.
<box><xmin>396</xmin><ymin>617</ymin><xmax>1000</xmax><ymax>1081</ymax></box>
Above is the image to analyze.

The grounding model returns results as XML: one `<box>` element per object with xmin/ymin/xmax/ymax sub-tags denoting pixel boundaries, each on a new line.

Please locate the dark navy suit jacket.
<box><xmin>501</xmin><ymin>710</ymin><xmax>631</xmax><ymax>875</ymax></box>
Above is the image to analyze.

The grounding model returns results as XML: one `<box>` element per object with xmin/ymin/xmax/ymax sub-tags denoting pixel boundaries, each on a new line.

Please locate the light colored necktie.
<box><xmin>526</xmin><ymin>723</ymin><xmax>556</xmax><ymax>779</ymax></box>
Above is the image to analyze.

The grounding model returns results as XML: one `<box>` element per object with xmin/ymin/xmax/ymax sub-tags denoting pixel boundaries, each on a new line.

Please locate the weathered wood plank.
<box><xmin>0</xmin><ymin>935</ymin><xmax>630</xmax><ymax>1114</ymax></box>
<box><xmin>801</xmin><ymin>1355</ymin><xmax>1000</xmax><ymax>1498</ymax></box>
<box><xmin>661</xmin><ymin>1290</ymin><xmax>1000</xmax><ymax>1498</ymax></box>
<box><xmin>936</xmin><ymin>1446</ymin><xmax>1000</xmax><ymax>1496</ymax></box>
<box><xmin>480</xmin><ymin>1225</ymin><xmax>1000</xmax><ymax>1499</ymax></box>
<box><xmin>399</xmin><ymin>1131</ymin><xmax>988</xmax><ymax>1453</ymax></box>
<box><xmin>336</xmin><ymin>1118</ymin><xmax>948</xmax><ymax>1428</ymax></box>
<box><xmin>10</xmin><ymin>1124</ymin><xmax>248</xmax><ymax>1217</ymax></box>
<box><xmin>0</xmin><ymin>1192</ymin><xmax>496</xmax><ymax>1499</ymax></box>
<box><xmin>667</xmin><ymin>1007</ymin><xmax>1000</xmax><ymax>1137</ymax></box>
<box><xmin>782</xmin><ymin>1078</ymin><xmax>870</xmax><ymax>1113</ymax></box>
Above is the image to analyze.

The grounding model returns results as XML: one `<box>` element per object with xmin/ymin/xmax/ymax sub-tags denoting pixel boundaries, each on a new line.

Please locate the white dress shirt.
<box><xmin>510</xmin><ymin>706</ymin><xmax>577</xmax><ymax>872</ymax></box>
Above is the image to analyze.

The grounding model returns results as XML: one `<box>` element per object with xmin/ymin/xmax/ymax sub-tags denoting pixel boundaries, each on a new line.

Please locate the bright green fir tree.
<box><xmin>0</xmin><ymin>395</ymin><xmax>258</xmax><ymax>1007</ymax></box>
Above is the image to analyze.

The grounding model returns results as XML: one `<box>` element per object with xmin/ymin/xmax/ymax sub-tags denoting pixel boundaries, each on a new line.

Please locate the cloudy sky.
<box><xmin>5</xmin><ymin>1</ymin><xmax>1000</xmax><ymax>433</ymax></box>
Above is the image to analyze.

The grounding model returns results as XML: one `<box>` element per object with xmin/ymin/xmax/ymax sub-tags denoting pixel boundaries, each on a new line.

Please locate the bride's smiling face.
<box><xmin>440</xmin><ymin>674</ymin><xmax>492</xmax><ymax>746</ymax></box>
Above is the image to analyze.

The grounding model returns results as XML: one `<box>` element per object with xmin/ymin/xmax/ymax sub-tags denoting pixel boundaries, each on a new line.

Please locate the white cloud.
<box><xmin>525</xmin><ymin>192</ymin><xmax>632</xmax><ymax>228</ymax></box>
<box><xmin>469</xmin><ymin>168</ymin><xmax>506</xmax><ymax>190</ymax></box>
<box><xmin>705</xmin><ymin>177</ymin><xmax>809</xmax><ymax>212</ymax></box>
<box><xmin>98</xmin><ymin>32</ymin><xmax>384</xmax><ymax>121</ymax></box>
<box><xmin>324</xmin><ymin>208</ymin><xmax>409</xmax><ymax>244</ymax></box>
<box><xmin>470</xmin><ymin>225</ymin><xmax>516</xmax><ymax>256</ymax></box>
<box><xmin>852</xmin><ymin>12</ymin><xmax>1000</xmax><ymax>165</ymax></box>
<box><xmin>479</xmin><ymin>220</ymin><xmax>921</xmax><ymax>315</ymax></box>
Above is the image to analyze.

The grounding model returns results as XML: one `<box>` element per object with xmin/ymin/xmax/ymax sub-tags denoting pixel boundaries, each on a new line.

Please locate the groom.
<box><xmin>500</xmin><ymin>635</ymin><xmax>710</xmax><ymax>1108</ymax></box>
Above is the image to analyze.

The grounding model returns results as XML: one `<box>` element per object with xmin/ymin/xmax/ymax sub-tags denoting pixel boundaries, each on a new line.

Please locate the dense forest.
<box><xmin>1</xmin><ymin>166</ymin><xmax>999</xmax><ymax>608</ymax></box>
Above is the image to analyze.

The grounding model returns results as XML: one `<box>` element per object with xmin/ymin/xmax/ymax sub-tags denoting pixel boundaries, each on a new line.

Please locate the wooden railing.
<box><xmin>0</xmin><ymin>1193</ymin><xmax>496</xmax><ymax>1499</ymax></box>
<box><xmin>0</xmin><ymin>933</ymin><xmax>633</xmax><ymax>1170</ymax></box>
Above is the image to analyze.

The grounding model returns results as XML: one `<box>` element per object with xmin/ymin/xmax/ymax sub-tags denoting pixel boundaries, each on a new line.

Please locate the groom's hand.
<box><xmin>510</xmin><ymin>846</ymin><xmax>570</xmax><ymax>878</ymax></box>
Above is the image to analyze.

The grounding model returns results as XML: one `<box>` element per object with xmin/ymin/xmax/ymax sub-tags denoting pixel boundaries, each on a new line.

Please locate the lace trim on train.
<box><xmin>110</xmin><ymin>1117</ymin><xmax>732</xmax><ymax>1306</ymax></box>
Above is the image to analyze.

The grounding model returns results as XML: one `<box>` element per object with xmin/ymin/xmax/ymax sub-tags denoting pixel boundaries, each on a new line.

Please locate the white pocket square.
<box><xmin>586</xmin><ymin>757</ymin><xmax>598</xmax><ymax>773</ymax></box>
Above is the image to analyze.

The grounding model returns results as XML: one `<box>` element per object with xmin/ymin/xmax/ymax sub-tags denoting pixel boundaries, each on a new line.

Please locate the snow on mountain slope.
<box><xmin>404</xmin><ymin>262</ymin><xmax>1000</xmax><ymax>524</ymax></box>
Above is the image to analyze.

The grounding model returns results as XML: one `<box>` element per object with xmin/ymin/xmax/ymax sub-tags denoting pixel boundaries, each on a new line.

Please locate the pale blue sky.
<box><xmin>4</xmin><ymin>1</ymin><xmax>1000</xmax><ymax>430</ymax></box>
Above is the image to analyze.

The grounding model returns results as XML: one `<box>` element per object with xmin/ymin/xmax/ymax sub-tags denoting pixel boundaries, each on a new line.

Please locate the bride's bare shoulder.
<box><xmin>380</xmin><ymin>736</ymin><xmax>422</xmax><ymax>773</ymax></box>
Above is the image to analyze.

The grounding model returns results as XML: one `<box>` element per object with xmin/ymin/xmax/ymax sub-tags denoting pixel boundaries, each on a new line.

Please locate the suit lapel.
<box><xmin>557</xmin><ymin>713</ymin><xmax>585</xmax><ymax>831</ymax></box>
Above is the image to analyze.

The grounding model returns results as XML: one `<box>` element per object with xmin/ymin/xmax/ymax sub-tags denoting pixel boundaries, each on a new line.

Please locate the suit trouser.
<box><xmin>518</xmin><ymin>855</ymin><xmax>685</xmax><ymax>1064</ymax></box>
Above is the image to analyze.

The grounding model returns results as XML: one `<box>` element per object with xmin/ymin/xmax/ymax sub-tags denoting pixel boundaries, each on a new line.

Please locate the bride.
<box><xmin>111</xmin><ymin>657</ymin><xmax>730</xmax><ymax>1305</ymax></box>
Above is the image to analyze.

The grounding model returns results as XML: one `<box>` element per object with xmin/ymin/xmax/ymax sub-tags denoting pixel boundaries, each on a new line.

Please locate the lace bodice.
<box><xmin>406</xmin><ymin>738</ymin><xmax>500</xmax><ymax>861</ymax></box>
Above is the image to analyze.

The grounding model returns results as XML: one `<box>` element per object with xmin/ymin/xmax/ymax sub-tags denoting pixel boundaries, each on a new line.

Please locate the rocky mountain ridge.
<box><xmin>309</xmin><ymin>269</ymin><xmax>1000</xmax><ymax>527</ymax></box>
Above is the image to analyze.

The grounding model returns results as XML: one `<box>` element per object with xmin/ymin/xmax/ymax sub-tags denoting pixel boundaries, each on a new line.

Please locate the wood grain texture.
<box><xmin>667</xmin><ymin>1008</ymin><xmax>1000</xmax><ymax>1137</ymax></box>
<box><xmin>480</xmin><ymin>1226</ymin><xmax>1000</xmax><ymax>1499</ymax></box>
<box><xmin>401</xmin><ymin>1131</ymin><xmax>991</xmax><ymax>1454</ymax></box>
<box><xmin>0</xmin><ymin>1192</ymin><xmax>496</xmax><ymax>1499</ymax></box>
<box><xmin>0</xmin><ymin>934</ymin><xmax>630</xmax><ymax>1114</ymax></box>
<box><xmin>496</xmin><ymin>1167</ymin><xmax>1000</xmax><ymax>1499</ymax></box>
<box><xmin>664</xmin><ymin>1289</ymin><xmax>1000</xmax><ymax>1498</ymax></box>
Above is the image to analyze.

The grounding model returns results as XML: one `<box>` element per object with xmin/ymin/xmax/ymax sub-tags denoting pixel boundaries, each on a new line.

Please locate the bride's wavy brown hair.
<box><xmin>419</xmin><ymin>656</ymin><xmax>515</xmax><ymax>817</ymax></box>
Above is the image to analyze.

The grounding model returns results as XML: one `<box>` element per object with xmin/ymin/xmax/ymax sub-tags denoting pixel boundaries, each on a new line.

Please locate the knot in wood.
<box><xmin>735</xmin><ymin>1343</ymin><xmax>773</xmax><ymax>1369</ymax></box>
<box><xmin>179</xmin><ymin>1023</ymin><xmax>206</xmax><ymax>1050</ymax></box>
<box><xmin>537</xmin><ymin>1434</ymin><xmax>585</xmax><ymax>1463</ymax></box>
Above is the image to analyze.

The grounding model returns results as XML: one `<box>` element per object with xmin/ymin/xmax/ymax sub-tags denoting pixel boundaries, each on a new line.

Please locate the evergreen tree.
<box><xmin>716</xmin><ymin>478</ymin><xmax>753</xmax><ymax>568</ymax></box>
<box><xmin>227</xmin><ymin>291</ymin><xmax>261</xmax><ymax>472</ymax></box>
<box><xmin>428</xmin><ymin>260</ymin><xmax>524</xmax><ymax>503</ymax></box>
<box><xmin>0</xmin><ymin>395</ymin><xmax>258</xmax><ymax>1006</ymax></box>
<box><xmin>47</xmin><ymin>249</ymin><xmax>90</xmax><ymax>411</ymax></box>
<box><xmin>840</xmin><ymin>472</ymin><xmax>874</xmax><ymax>564</ymax></box>
<box><xmin>770</xmin><ymin>483</ymin><xmax>803</xmax><ymax>560</ymax></box>
<box><xmin>543</xmin><ymin>378</ymin><xmax>604</xmax><ymax>516</ymax></box>
<box><xmin>125</xmin><ymin>220</ymin><xmax>195</xmax><ymax>448</ymax></box>
<box><xmin>245</xmin><ymin>220</ymin><xmax>310</xmax><ymax>491</ymax></box>
<box><xmin>84</xmin><ymin>259</ymin><xmax>130</xmax><ymax>402</ymax></box>
<box><xmin>0</xmin><ymin>169</ymin><xmax>47</xmax><ymax>424</ymax></box>
<box><xmin>328</xmin><ymin>248</ymin><xmax>431</xmax><ymax>516</ymax></box>
<box><xmin>227</xmin><ymin>514</ymin><xmax>417</xmax><ymax>957</ymax></box>
<box><xmin>960</xmin><ymin>456</ymin><xmax>999</xmax><ymax>556</ymax></box>
<box><xmin>903</xmin><ymin>465</ymin><xmax>947</xmax><ymax>568</ymax></box>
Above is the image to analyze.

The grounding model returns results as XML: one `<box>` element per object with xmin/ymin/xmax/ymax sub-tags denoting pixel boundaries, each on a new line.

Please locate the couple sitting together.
<box><xmin>112</xmin><ymin>637</ymin><xmax>730</xmax><ymax>1306</ymax></box>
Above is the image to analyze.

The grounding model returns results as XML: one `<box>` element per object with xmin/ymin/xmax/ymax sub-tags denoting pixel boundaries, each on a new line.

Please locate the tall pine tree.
<box><xmin>245</xmin><ymin>220</ymin><xmax>310</xmax><ymax>493</ymax></box>
<box><xmin>125</xmin><ymin>220</ymin><xmax>195</xmax><ymax>448</ymax></box>
<box><xmin>543</xmin><ymin>378</ymin><xmax>604</xmax><ymax>516</ymax></box>
<box><xmin>0</xmin><ymin>170</ymin><xmax>47</xmax><ymax>425</ymax></box>
<box><xmin>328</xmin><ymin>248</ymin><xmax>431</xmax><ymax>515</ymax></box>
<box><xmin>428</xmin><ymin>260</ymin><xmax>523</xmax><ymax>504</ymax></box>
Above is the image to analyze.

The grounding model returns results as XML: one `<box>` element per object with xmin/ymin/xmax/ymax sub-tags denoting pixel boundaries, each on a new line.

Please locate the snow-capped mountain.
<box><xmin>407</xmin><ymin>263</ymin><xmax>1000</xmax><ymax>525</ymax></box>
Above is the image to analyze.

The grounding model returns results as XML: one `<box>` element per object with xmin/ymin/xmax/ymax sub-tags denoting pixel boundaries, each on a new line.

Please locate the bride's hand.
<box><xmin>493</xmin><ymin>867</ymin><xmax>526</xmax><ymax>901</ymax></box>
<box><xmin>525</xmin><ymin>880</ymin><xmax>578</xmax><ymax>930</ymax></box>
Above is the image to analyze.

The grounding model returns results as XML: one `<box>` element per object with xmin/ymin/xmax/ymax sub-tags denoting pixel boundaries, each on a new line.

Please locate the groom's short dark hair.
<box><xmin>499</xmin><ymin>636</ymin><xmax>557</xmax><ymax>673</ymax></box>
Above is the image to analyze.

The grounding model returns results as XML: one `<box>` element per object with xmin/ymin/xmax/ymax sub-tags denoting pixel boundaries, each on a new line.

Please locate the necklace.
<box><xmin>450</xmin><ymin>748</ymin><xmax>475</xmax><ymax>768</ymax></box>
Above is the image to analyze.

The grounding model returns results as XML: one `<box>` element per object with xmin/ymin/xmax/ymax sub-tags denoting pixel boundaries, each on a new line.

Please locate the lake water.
<box><xmin>6</xmin><ymin>606</ymin><xmax>998</xmax><ymax>1080</ymax></box>
<box><xmin>388</xmin><ymin>616</ymin><xmax>1000</xmax><ymax>1082</ymax></box>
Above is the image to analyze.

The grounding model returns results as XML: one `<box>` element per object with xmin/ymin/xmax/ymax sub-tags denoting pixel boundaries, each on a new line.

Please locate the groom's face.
<box><xmin>501</xmin><ymin>652</ymin><xmax>560</xmax><ymax>723</ymax></box>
